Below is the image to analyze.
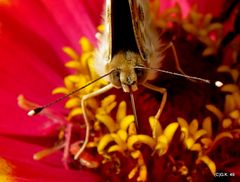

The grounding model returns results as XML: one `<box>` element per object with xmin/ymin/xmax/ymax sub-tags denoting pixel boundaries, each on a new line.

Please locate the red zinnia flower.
<box><xmin>1</xmin><ymin>0</ymin><xmax>239</xmax><ymax>181</ymax></box>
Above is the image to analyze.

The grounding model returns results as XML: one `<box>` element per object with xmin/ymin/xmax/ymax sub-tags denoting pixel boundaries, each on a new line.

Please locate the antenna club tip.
<box><xmin>27</xmin><ymin>107</ymin><xmax>44</xmax><ymax>116</ymax></box>
<box><xmin>215</xmin><ymin>81</ymin><xmax>223</xmax><ymax>88</ymax></box>
<box><xmin>27</xmin><ymin>110</ymin><xmax>36</xmax><ymax>116</ymax></box>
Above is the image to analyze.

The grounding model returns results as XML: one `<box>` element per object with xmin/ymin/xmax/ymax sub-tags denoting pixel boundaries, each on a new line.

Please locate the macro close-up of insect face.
<box><xmin>106</xmin><ymin>51</ymin><xmax>148</xmax><ymax>92</ymax></box>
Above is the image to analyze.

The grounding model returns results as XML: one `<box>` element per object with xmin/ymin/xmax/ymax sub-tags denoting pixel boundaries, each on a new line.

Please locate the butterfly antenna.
<box><xmin>28</xmin><ymin>71</ymin><xmax>113</xmax><ymax>116</ymax></box>
<box><xmin>135</xmin><ymin>66</ymin><xmax>223</xmax><ymax>87</ymax></box>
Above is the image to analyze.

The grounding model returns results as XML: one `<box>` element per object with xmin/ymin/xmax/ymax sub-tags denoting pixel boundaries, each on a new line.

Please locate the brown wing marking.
<box><xmin>128</xmin><ymin>0</ymin><xmax>148</xmax><ymax>61</ymax></box>
<box><xmin>105</xmin><ymin>0</ymin><xmax>112</xmax><ymax>62</ymax></box>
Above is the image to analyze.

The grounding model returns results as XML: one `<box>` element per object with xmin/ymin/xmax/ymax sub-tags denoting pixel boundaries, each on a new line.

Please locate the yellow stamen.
<box><xmin>117</xmin><ymin>129</ymin><xmax>128</xmax><ymax>142</ymax></box>
<box><xmin>120</xmin><ymin>115</ymin><xmax>135</xmax><ymax>131</ymax></box>
<box><xmin>186</xmin><ymin>138</ymin><xmax>194</xmax><ymax>149</ymax></box>
<box><xmin>149</xmin><ymin>116</ymin><xmax>162</xmax><ymax>138</ymax></box>
<box><xmin>65</xmin><ymin>98</ymin><xmax>81</xmax><ymax>109</ymax></box>
<box><xmin>202</xmin><ymin>117</ymin><xmax>212</xmax><ymax>137</ymax></box>
<box><xmin>96</xmin><ymin>114</ymin><xmax>117</xmax><ymax>132</ymax></box>
<box><xmin>190</xmin><ymin>143</ymin><xmax>202</xmax><ymax>152</ymax></box>
<box><xmin>131</xmin><ymin>150</ymin><xmax>141</xmax><ymax>159</ymax></box>
<box><xmin>182</xmin><ymin>23</ymin><xmax>197</xmax><ymax>34</ymax></box>
<box><xmin>163</xmin><ymin>122</ymin><xmax>179</xmax><ymax>143</ymax></box>
<box><xmin>79</xmin><ymin>37</ymin><xmax>94</xmax><ymax>52</ymax></box>
<box><xmin>97</xmin><ymin>24</ymin><xmax>104</xmax><ymax>32</ymax></box>
<box><xmin>105</xmin><ymin>102</ymin><xmax>117</xmax><ymax>114</ymax></box>
<box><xmin>17</xmin><ymin>95</ymin><xmax>38</xmax><ymax>110</ymax></box>
<box><xmin>58</xmin><ymin>129</ymin><xmax>65</xmax><ymax>140</ymax></box>
<box><xmin>222</xmin><ymin>118</ymin><xmax>232</xmax><ymax>129</ymax></box>
<box><xmin>206</xmin><ymin>105</ymin><xmax>223</xmax><ymax>120</ymax></box>
<box><xmin>101</xmin><ymin>95</ymin><xmax>116</xmax><ymax>108</ymax></box>
<box><xmin>128</xmin><ymin>166</ymin><xmax>138</xmax><ymax>180</ymax></box>
<box><xmin>210</xmin><ymin>132</ymin><xmax>233</xmax><ymax>150</ymax></box>
<box><xmin>229</xmin><ymin>110</ymin><xmax>240</xmax><ymax>119</ymax></box>
<box><xmin>0</xmin><ymin>157</ymin><xmax>14</xmax><ymax>182</ymax></box>
<box><xmin>65</xmin><ymin>61</ymin><xmax>81</xmax><ymax>69</ymax></box>
<box><xmin>62</xmin><ymin>47</ymin><xmax>79</xmax><ymax>60</ymax></box>
<box><xmin>97</xmin><ymin>134</ymin><xmax>114</xmax><ymax>154</ymax></box>
<box><xmin>193</xmin><ymin>129</ymin><xmax>207</xmax><ymax>141</ymax></box>
<box><xmin>179</xmin><ymin>165</ymin><xmax>188</xmax><ymax>176</ymax></box>
<box><xmin>108</xmin><ymin>145</ymin><xmax>124</xmax><ymax>154</ymax></box>
<box><xmin>221</xmin><ymin>84</ymin><xmax>239</xmax><ymax>93</ymax></box>
<box><xmin>68</xmin><ymin>108</ymin><xmax>82</xmax><ymax>120</ymax></box>
<box><xmin>116</xmin><ymin>101</ymin><xmax>127</xmax><ymax>122</ymax></box>
<box><xmin>127</xmin><ymin>135</ymin><xmax>155</xmax><ymax>150</ymax></box>
<box><xmin>189</xmin><ymin>119</ymin><xmax>198</xmax><ymax>136</ymax></box>
<box><xmin>155</xmin><ymin>135</ymin><xmax>168</xmax><ymax>156</ymax></box>
<box><xmin>138</xmin><ymin>165</ymin><xmax>147</xmax><ymax>182</ymax></box>
<box><xmin>197</xmin><ymin>156</ymin><xmax>216</xmax><ymax>175</ymax></box>
<box><xmin>128</xmin><ymin>122</ymin><xmax>137</xmax><ymax>135</ymax></box>
<box><xmin>52</xmin><ymin>87</ymin><xmax>69</xmax><ymax>95</ymax></box>
<box><xmin>225</xmin><ymin>95</ymin><xmax>236</xmax><ymax>113</ymax></box>
<box><xmin>177</xmin><ymin>117</ymin><xmax>189</xmax><ymax>129</ymax></box>
<box><xmin>110</xmin><ymin>133</ymin><xmax>126</xmax><ymax>149</ymax></box>
<box><xmin>201</xmin><ymin>138</ymin><xmax>212</xmax><ymax>148</ymax></box>
<box><xmin>33</xmin><ymin>143</ymin><xmax>65</xmax><ymax>160</ymax></box>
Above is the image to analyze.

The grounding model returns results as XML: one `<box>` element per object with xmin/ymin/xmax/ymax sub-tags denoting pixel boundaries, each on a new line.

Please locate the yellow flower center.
<box><xmin>0</xmin><ymin>158</ymin><xmax>14</xmax><ymax>182</ymax></box>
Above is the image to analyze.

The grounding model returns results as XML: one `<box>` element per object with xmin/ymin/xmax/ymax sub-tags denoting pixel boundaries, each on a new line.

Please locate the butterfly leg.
<box><xmin>74</xmin><ymin>83</ymin><xmax>113</xmax><ymax>159</ymax></box>
<box><xmin>142</xmin><ymin>82</ymin><xmax>167</xmax><ymax>120</ymax></box>
<box><xmin>161</xmin><ymin>42</ymin><xmax>188</xmax><ymax>76</ymax></box>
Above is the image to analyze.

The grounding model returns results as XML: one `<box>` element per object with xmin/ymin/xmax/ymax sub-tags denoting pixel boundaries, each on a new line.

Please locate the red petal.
<box><xmin>0</xmin><ymin>135</ymin><xmax>102</xmax><ymax>181</ymax></box>
<box><xmin>0</xmin><ymin>0</ymin><xmax>104</xmax><ymax>135</ymax></box>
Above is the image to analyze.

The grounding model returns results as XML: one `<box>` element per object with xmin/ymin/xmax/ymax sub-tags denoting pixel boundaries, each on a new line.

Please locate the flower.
<box><xmin>0</xmin><ymin>0</ymin><xmax>103</xmax><ymax>181</ymax></box>
<box><xmin>1</xmin><ymin>0</ymin><xmax>239</xmax><ymax>181</ymax></box>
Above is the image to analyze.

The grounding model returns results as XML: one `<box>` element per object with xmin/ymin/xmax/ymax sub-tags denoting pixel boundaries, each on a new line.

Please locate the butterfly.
<box><xmin>28</xmin><ymin>0</ymin><xmax>217</xmax><ymax>160</ymax></box>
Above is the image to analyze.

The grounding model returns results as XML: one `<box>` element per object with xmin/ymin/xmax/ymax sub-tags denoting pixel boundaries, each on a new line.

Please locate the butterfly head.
<box><xmin>106</xmin><ymin>51</ymin><xmax>147</xmax><ymax>92</ymax></box>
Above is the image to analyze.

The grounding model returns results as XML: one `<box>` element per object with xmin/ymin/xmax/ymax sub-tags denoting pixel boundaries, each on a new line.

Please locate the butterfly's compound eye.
<box><xmin>110</xmin><ymin>69</ymin><xmax>121</xmax><ymax>88</ymax></box>
<box><xmin>134</xmin><ymin>67</ymin><xmax>144</xmax><ymax>78</ymax></box>
<box><xmin>134</xmin><ymin>66</ymin><xmax>147</xmax><ymax>83</ymax></box>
